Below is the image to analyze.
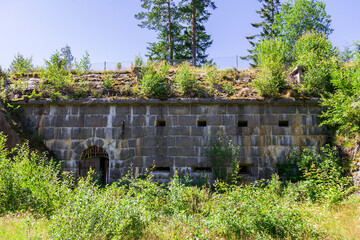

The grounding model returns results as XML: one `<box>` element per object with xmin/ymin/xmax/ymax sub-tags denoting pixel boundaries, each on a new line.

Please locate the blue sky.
<box><xmin>0</xmin><ymin>0</ymin><xmax>359</xmax><ymax>70</ymax></box>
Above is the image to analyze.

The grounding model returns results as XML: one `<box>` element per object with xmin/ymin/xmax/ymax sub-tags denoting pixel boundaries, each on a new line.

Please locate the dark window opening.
<box><xmin>153</xmin><ymin>167</ymin><xmax>170</xmax><ymax>172</ymax></box>
<box><xmin>156</xmin><ymin>120</ymin><xmax>166</xmax><ymax>127</ymax></box>
<box><xmin>238</xmin><ymin>165</ymin><xmax>250</xmax><ymax>174</ymax></box>
<box><xmin>238</xmin><ymin>120</ymin><xmax>248</xmax><ymax>127</ymax></box>
<box><xmin>193</xmin><ymin>167</ymin><xmax>212</xmax><ymax>172</ymax></box>
<box><xmin>279</xmin><ymin>120</ymin><xmax>289</xmax><ymax>127</ymax></box>
<box><xmin>197</xmin><ymin>120</ymin><xmax>207</xmax><ymax>127</ymax></box>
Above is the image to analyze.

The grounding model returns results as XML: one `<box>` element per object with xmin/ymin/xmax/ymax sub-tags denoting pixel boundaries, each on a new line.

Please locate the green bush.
<box><xmin>40</xmin><ymin>51</ymin><xmax>75</xmax><ymax>91</ymax></box>
<box><xmin>140</xmin><ymin>61</ymin><xmax>170</xmax><ymax>98</ymax></box>
<box><xmin>9</xmin><ymin>53</ymin><xmax>33</xmax><ymax>75</ymax></box>
<box><xmin>102</xmin><ymin>71</ymin><xmax>114</xmax><ymax>89</ymax></box>
<box><xmin>0</xmin><ymin>133</ymin><xmax>70</xmax><ymax>216</ymax></box>
<box><xmin>206</xmin><ymin>136</ymin><xmax>240</xmax><ymax>183</ymax></box>
<box><xmin>251</xmin><ymin>38</ymin><xmax>289</xmax><ymax>97</ymax></box>
<box><xmin>293</xmin><ymin>31</ymin><xmax>338</xmax><ymax>95</ymax></box>
<box><xmin>174</xmin><ymin>62</ymin><xmax>198</xmax><ymax>95</ymax></box>
<box><xmin>74</xmin><ymin>51</ymin><xmax>91</xmax><ymax>73</ymax></box>
<box><xmin>49</xmin><ymin>174</ymin><xmax>147</xmax><ymax>240</ymax></box>
<box><xmin>321</xmin><ymin>59</ymin><xmax>360</xmax><ymax>136</ymax></box>
<box><xmin>278</xmin><ymin>145</ymin><xmax>354</xmax><ymax>204</ymax></box>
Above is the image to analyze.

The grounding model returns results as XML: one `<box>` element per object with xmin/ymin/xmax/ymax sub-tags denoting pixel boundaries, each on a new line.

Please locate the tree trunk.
<box><xmin>191</xmin><ymin>0</ymin><xmax>197</xmax><ymax>66</ymax></box>
<box><xmin>167</xmin><ymin>0</ymin><xmax>173</xmax><ymax>65</ymax></box>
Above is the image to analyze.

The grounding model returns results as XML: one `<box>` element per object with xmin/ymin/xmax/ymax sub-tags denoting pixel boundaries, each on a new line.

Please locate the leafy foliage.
<box><xmin>9</xmin><ymin>53</ymin><xmax>33</xmax><ymax>75</ymax></box>
<box><xmin>321</xmin><ymin>58</ymin><xmax>360</xmax><ymax>136</ymax></box>
<box><xmin>206</xmin><ymin>136</ymin><xmax>240</xmax><ymax>182</ymax></box>
<box><xmin>251</xmin><ymin>38</ymin><xmax>289</xmax><ymax>97</ymax></box>
<box><xmin>273</xmin><ymin>0</ymin><xmax>333</xmax><ymax>46</ymax></box>
<box><xmin>0</xmin><ymin>133</ymin><xmax>71</xmax><ymax>217</ymax></box>
<box><xmin>140</xmin><ymin>61</ymin><xmax>170</xmax><ymax>98</ymax></box>
<box><xmin>293</xmin><ymin>31</ymin><xmax>338</xmax><ymax>95</ymax></box>
<box><xmin>74</xmin><ymin>51</ymin><xmax>91</xmax><ymax>73</ymax></box>
<box><xmin>174</xmin><ymin>62</ymin><xmax>198</xmax><ymax>95</ymax></box>
<box><xmin>279</xmin><ymin>145</ymin><xmax>354</xmax><ymax>204</ymax></box>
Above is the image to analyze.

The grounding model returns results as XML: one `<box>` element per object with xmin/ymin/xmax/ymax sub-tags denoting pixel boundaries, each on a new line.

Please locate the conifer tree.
<box><xmin>242</xmin><ymin>0</ymin><xmax>281</xmax><ymax>66</ymax></box>
<box><xmin>179</xmin><ymin>0</ymin><xmax>216</xmax><ymax>66</ymax></box>
<box><xmin>135</xmin><ymin>0</ymin><xmax>180</xmax><ymax>64</ymax></box>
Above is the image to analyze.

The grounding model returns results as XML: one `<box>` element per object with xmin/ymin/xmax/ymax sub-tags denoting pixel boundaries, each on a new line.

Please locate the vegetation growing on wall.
<box><xmin>0</xmin><ymin>132</ymin><xmax>359</xmax><ymax>239</ymax></box>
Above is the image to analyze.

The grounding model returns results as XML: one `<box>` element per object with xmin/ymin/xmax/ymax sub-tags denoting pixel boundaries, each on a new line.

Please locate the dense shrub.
<box><xmin>174</xmin><ymin>62</ymin><xmax>198</xmax><ymax>95</ymax></box>
<box><xmin>206</xmin><ymin>136</ymin><xmax>240</xmax><ymax>182</ymax></box>
<box><xmin>278</xmin><ymin>145</ymin><xmax>354</xmax><ymax>204</ymax></box>
<box><xmin>0</xmin><ymin>133</ymin><xmax>70</xmax><ymax>216</ymax></box>
<box><xmin>293</xmin><ymin>31</ymin><xmax>338</xmax><ymax>95</ymax></box>
<box><xmin>9</xmin><ymin>53</ymin><xmax>33</xmax><ymax>75</ymax></box>
<box><xmin>40</xmin><ymin>51</ymin><xmax>75</xmax><ymax>91</ymax></box>
<box><xmin>251</xmin><ymin>38</ymin><xmax>290</xmax><ymax>97</ymax></box>
<box><xmin>49</xmin><ymin>174</ymin><xmax>147</xmax><ymax>240</ymax></box>
<box><xmin>321</xmin><ymin>58</ymin><xmax>360</xmax><ymax>136</ymax></box>
<box><xmin>140</xmin><ymin>61</ymin><xmax>171</xmax><ymax>98</ymax></box>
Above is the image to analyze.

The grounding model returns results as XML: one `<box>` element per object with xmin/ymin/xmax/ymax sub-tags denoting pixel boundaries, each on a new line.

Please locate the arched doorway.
<box><xmin>79</xmin><ymin>146</ymin><xmax>109</xmax><ymax>184</ymax></box>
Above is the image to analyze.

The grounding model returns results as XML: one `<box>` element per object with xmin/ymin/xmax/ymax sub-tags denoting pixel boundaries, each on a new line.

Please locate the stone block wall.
<box><xmin>17</xmin><ymin>99</ymin><xmax>328</xmax><ymax>183</ymax></box>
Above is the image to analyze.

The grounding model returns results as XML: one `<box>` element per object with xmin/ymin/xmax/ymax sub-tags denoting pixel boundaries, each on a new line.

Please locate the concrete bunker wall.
<box><xmin>18</xmin><ymin>99</ymin><xmax>328</xmax><ymax>183</ymax></box>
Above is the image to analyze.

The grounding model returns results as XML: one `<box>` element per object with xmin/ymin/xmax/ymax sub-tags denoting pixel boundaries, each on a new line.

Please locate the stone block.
<box><xmin>133</xmin><ymin>126</ymin><xmax>147</xmax><ymax>138</ymax></box>
<box><xmin>132</xmin><ymin>105</ymin><xmax>147</xmax><ymax>115</ymax></box>
<box><xmin>223</xmin><ymin>115</ymin><xmax>236</xmax><ymax>125</ymax></box>
<box><xmin>250</xmin><ymin>147</ymin><xmax>261</xmax><ymax>157</ymax></box>
<box><xmin>272</xmin><ymin>105</ymin><xmax>297</xmax><ymax>114</ymax></box>
<box><xmin>278</xmin><ymin>127</ymin><xmax>291</xmax><ymax>135</ymax></box>
<box><xmin>154</xmin><ymin>147</ymin><xmax>168</xmax><ymax>156</ymax></box>
<box><xmin>120</xmin><ymin>148</ymin><xmax>135</xmax><ymax>160</ymax></box>
<box><xmin>40</xmin><ymin>127</ymin><xmax>53</xmax><ymax>139</ymax></box>
<box><xmin>250</xmin><ymin>136</ymin><xmax>260</xmax><ymax>146</ymax></box>
<box><xmin>168</xmin><ymin>147</ymin><xmax>182</xmax><ymax>156</ymax></box>
<box><xmin>71</xmin><ymin>127</ymin><xmax>92</xmax><ymax>140</ymax></box>
<box><xmin>116</xmin><ymin>105</ymin><xmax>131</xmax><ymax>114</ymax></box>
<box><xmin>141</xmin><ymin>136</ymin><xmax>158</xmax><ymax>147</ymax></box>
<box><xmin>132</xmin><ymin>115</ymin><xmax>145</xmax><ymax>126</ymax></box>
<box><xmin>23</xmin><ymin>106</ymin><xmax>34</xmax><ymax>116</ymax></box>
<box><xmin>84</xmin><ymin>115</ymin><xmax>107</xmax><ymax>127</ymax></box>
<box><xmin>225</xmin><ymin>126</ymin><xmax>237</xmax><ymax>136</ymax></box>
<box><xmin>210</xmin><ymin>105</ymin><xmax>226</xmax><ymax>114</ymax></box>
<box><xmin>207</xmin><ymin>115</ymin><xmax>222</xmax><ymax>125</ymax></box>
<box><xmin>178</xmin><ymin>115</ymin><xmax>197</xmax><ymax>126</ymax></box>
<box><xmin>260</xmin><ymin>115</ymin><xmax>278</xmax><ymax>125</ymax></box>
<box><xmin>149</xmin><ymin>105</ymin><xmax>167</xmax><ymax>115</ymax></box>
<box><xmin>63</xmin><ymin>115</ymin><xmax>84</xmax><ymax>127</ymax></box>
<box><xmin>181</xmin><ymin>147</ymin><xmax>197</xmax><ymax>156</ymax></box>
<box><xmin>112</xmin><ymin>115</ymin><xmax>128</xmax><ymax>127</ymax></box>
<box><xmin>176</xmin><ymin>136</ymin><xmax>194</xmax><ymax>148</ymax></box>
<box><xmin>278</xmin><ymin>136</ymin><xmax>293</xmax><ymax>146</ymax></box>
<box><xmin>169</xmin><ymin>127</ymin><xmax>190</xmax><ymax>136</ymax></box>
<box><xmin>190</xmin><ymin>127</ymin><xmax>206</xmax><ymax>136</ymax></box>
<box><xmin>57</xmin><ymin>128</ymin><xmax>71</xmax><ymax>139</ymax></box>
<box><xmin>191</xmin><ymin>105</ymin><xmax>210</xmax><ymax>114</ymax></box>
<box><xmin>169</xmin><ymin>105</ymin><xmax>191</xmax><ymax>115</ymax></box>
<box><xmin>226</xmin><ymin>105</ymin><xmax>238</xmax><ymax>114</ymax></box>
<box><xmin>81</xmin><ymin>106</ymin><xmax>109</xmax><ymax>115</ymax></box>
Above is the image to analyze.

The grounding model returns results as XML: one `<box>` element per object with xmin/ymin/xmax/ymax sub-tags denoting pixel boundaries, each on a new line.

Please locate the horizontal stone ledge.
<box><xmin>13</xmin><ymin>97</ymin><xmax>322</xmax><ymax>106</ymax></box>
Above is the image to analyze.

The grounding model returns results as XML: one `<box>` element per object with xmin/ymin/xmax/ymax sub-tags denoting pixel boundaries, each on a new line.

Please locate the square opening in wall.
<box><xmin>156</xmin><ymin>120</ymin><xmax>166</xmax><ymax>127</ymax></box>
<box><xmin>279</xmin><ymin>120</ymin><xmax>289</xmax><ymax>127</ymax></box>
<box><xmin>193</xmin><ymin>167</ymin><xmax>212</xmax><ymax>172</ymax></box>
<box><xmin>238</xmin><ymin>165</ymin><xmax>250</xmax><ymax>174</ymax></box>
<box><xmin>153</xmin><ymin>167</ymin><xmax>170</xmax><ymax>172</ymax></box>
<box><xmin>197</xmin><ymin>120</ymin><xmax>207</xmax><ymax>127</ymax></box>
<box><xmin>238</xmin><ymin>120</ymin><xmax>248</xmax><ymax>127</ymax></box>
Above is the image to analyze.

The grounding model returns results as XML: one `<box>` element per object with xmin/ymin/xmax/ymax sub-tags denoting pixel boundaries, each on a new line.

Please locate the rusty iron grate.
<box><xmin>80</xmin><ymin>146</ymin><xmax>109</xmax><ymax>160</ymax></box>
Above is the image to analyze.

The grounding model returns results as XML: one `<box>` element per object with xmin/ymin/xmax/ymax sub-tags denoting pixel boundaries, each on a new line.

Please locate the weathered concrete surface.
<box><xmin>16</xmin><ymin>98</ymin><xmax>328</xmax><ymax>183</ymax></box>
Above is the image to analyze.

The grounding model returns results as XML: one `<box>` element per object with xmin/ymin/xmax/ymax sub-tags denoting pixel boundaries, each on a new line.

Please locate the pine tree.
<box><xmin>179</xmin><ymin>0</ymin><xmax>216</xmax><ymax>66</ymax></box>
<box><xmin>242</xmin><ymin>0</ymin><xmax>281</xmax><ymax>66</ymax></box>
<box><xmin>135</xmin><ymin>0</ymin><xmax>180</xmax><ymax>64</ymax></box>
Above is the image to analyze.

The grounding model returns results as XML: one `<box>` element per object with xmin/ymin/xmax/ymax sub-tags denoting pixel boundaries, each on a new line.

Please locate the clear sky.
<box><xmin>0</xmin><ymin>0</ymin><xmax>359</xmax><ymax>70</ymax></box>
